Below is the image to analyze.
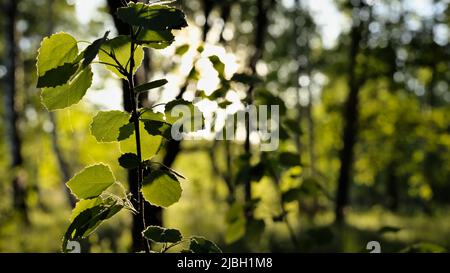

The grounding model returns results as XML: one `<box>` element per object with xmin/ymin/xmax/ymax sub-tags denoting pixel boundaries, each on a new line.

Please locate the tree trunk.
<box><xmin>49</xmin><ymin>113</ymin><xmax>77</xmax><ymax>208</ymax></box>
<box><xmin>334</xmin><ymin>0</ymin><xmax>364</xmax><ymax>224</ymax></box>
<box><xmin>386</xmin><ymin>162</ymin><xmax>399</xmax><ymax>211</ymax></box>
<box><xmin>202</xmin><ymin>0</ymin><xmax>214</xmax><ymax>42</ymax></box>
<box><xmin>161</xmin><ymin>1</ymin><xmax>214</xmax><ymax>169</ymax></box>
<box><xmin>3</xmin><ymin>0</ymin><xmax>29</xmax><ymax>223</ymax></box>
<box><xmin>243</xmin><ymin>0</ymin><xmax>275</xmax><ymax>220</ymax></box>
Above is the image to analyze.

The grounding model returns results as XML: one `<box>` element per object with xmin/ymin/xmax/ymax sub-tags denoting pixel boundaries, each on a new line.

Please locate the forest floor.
<box><xmin>1</xmin><ymin>193</ymin><xmax>448</xmax><ymax>252</ymax></box>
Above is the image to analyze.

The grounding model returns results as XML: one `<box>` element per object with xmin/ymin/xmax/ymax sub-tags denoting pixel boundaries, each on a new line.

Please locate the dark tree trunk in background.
<box><xmin>386</xmin><ymin>162</ymin><xmax>399</xmax><ymax>211</ymax></box>
<box><xmin>334</xmin><ymin>0</ymin><xmax>365</xmax><ymax>224</ymax></box>
<box><xmin>3</xmin><ymin>0</ymin><xmax>29</xmax><ymax>223</ymax></box>
<box><xmin>219</xmin><ymin>2</ymin><xmax>231</xmax><ymax>43</ymax></box>
<box><xmin>202</xmin><ymin>0</ymin><xmax>214</xmax><ymax>42</ymax></box>
<box><xmin>243</xmin><ymin>0</ymin><xmax>274</xmax><ymax>220</ymax></box>
<box><xmin>162</xmin><ymin>1</ymin><xmax>214</xmax><ymax>168</ymax></box>
<box><xmin>107</xmin><ymin>0</ymin><xmax>160</xmax><ymax>253</ymax></box>
<box><xmin>49</xmin><ymin>113</ymin><xmax>76</xmax><ymax>208</ymax></box>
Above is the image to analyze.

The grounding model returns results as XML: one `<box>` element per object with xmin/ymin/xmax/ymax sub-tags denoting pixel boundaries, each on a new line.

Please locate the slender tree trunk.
<box><xmin>386</xmin><ymin>161</ymin><xmax>399</xmax><ymax>211</ymax></box>
<box><xmin>202</xmin><ymin>0</ymin><xmax>214</xmax><ymax>42</ymax></box>
<box><xmin>219</xmin><ymin>2</ymin><xmax>231</xmax><ymax>43</ymax></box>
<box><xmin>49</xmin><ymin>113</ymin><xmax>76</xmax><ymax>207</ymax></box>
<box><xmin>3</xmin><ymin>0</ymin><xmax>29</xmax><ymax>223</ymax></box>
<box><xmin>162</xmin><ymin>1</ymin><xmax>214</xmax><ymax>167</ymax></box>
<box><xmin>243</xmin><ymin>0</ymin><xmax>275</xmax><ymax>219</ymax></box>
<box><xmin>293</xmin><ymin>0</ymin><xmax>302</xmax><ymax>157</ymax></box>
<box><xmin>334</xmin><ymin>0</ymin><xmax>364</xmax><ymax>223</ymax></box>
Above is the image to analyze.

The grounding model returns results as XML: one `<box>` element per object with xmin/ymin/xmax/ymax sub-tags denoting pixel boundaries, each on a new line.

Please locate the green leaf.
<box><xmin>69</xmin><ymin>198</ymin><xmax>103</xmax><ymax>222</ymax></box>
<box><xmin>141</xmin><ymin>170</ymin><xmax>182</xmax><ymax>208</ymax></box>
<box><xmin>209</xmin><ymin>55</ymin><xmax>225</xmax><ymax>79</ymax></box>
<box><xmin>118</xmin><ymin>123</ymin><xmax>135</xmax><ymax>141</ymax></box>
<box><xmin>37</xmin><ymin>32</ymin><xmax>79</xmax><ymax>88</ymax></box>
<box><xmin>117</xmin><ymin>2</ymin><xmax>187</xmax><ymax>31</ymax></box>
<box><xmin>119</xmin><ymin>121</ymin><xmax>162</xmax><ymax>160</ymax></box>
<box><xmin>118</xmin><ymin>153</ymin><xmax>140</xmax><ymax>169</ymax></box>
<box><xmin>41</xmin><ymin>67</ymin><xmax>93</xmax><ymax>111</ymax></box>
<box><xmin>66</xmin><ymin>164</ymin><xmax>116</xmax><ymax>199</ymax></box>
<box><xmin>37</xmin><ymin>63</ymin><xmax>79</xmax><ymax>88</ymax></box>
<box><xmin>142</xmin><ymin>225</ymin><xmax>182</xmax><ymax>243</ymax></box>
<box><xmin>62</xmin><ymin>199</ymin><xmax>122</xmax><ymax>251</ymax></box>
<box><xmin>143</xmin><ymin>120</ymin><xmax>172</xmax><ymax>139</ymax></box>
<box><xmin>90</xmin><ymin>110</ymin><xmax>131</xmax><ymax>142</ymax></box>
<box><xmin>137</xmin><ymin>29</ymin><xmax>174</xmax><ymax>49</ymax></box>
<box><xmin>135</xmin><ymin>79</ymin><xmax>168</xmax><ymax>93</ymax></box>
<box><xmin>98</xmin><ymin>35</ymin><xmax>144</xmax><ymax>79</ymax></box>
<box><xmin>175</xmin><ymin>44</ymin><xmax>189</xmax><ymax>56</ymax></box>
<box><xmin>189</xmin><ymin>236</ymin><xmax>222</xmax><ymax>253</ymax></box>
<box><xmin>82</xmin><ymin>31</ymin><xmax>109</xmax><ymax>68</ymax></box>
<box><xmin>139</xmin><ymin>110</ymin><xmax>166</xmax><ymax>123</ymax></box>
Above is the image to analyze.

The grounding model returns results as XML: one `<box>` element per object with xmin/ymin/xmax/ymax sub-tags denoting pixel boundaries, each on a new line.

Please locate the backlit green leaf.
<box><xmin>41</xmin><ymin>67</ymin><xmax>93</xmax><ymax>111</ymax></box>
<box><xmin>189</xmin><ymin>236</ymin><xmax>222</xmax><ymax>253</ymax></box>
<box><xmin>142</xmin><ymin>170</ymin><xmax>182</xmax><ymax>208</ymax></box>
<box><xmin>66</xmin><ymin>164</ymin><xmax>116</xmax><ymax>199</ymax></box>
<box><xmin>137</xmin><ymin>29</ymin><xmax>174</xmax><ymax>49</ymax></box>
<box><xmin>37</xmin><ymin>32</ymin><xmax>79</xmax><ymax>88</ymax></box>
<box><xmin>119</xmin><ymin>121</ymin><xmax>162</xmax><ymax>160</ymax></box>
<box><xmin>139</xmin><ymin>110</ymin><xmax>166</xmax><ymax>123</ymax></box>
<box><xmin>135</xmin><ymin>79</ymin><xmax>168</xmax><ymax>93</ymax></box>
<box><xmin>117</xmin><ymin>2</ymin><xmax>187</xmax><ymax>31</ymax></box>
<box><xmin>62</xmin><ymin>199</ymin><xmax>122</xmax><ymax>251</ymax></box>
<box><xmin>90</xmin><ymin>110</ymin><xmax>131</xmax><ymax>142</ymax></box>
<box><xmin>142</xmin><ymin>225</ymin><xmax>182</xmax><ymax>243</ymax></box>
<box><xmin>69</xmin><ymin>198</ymin><xmax>103</xmax><ymax>222</ymax></box>
<box><xmin>98</xmin><ymin>35</ymin><xmax>144</xmax><ymax>79</ymax></box>
<box><xmin>82</xmin><ymin>31</ymin><xmax>109</xmax><ymax>68</ymax></box>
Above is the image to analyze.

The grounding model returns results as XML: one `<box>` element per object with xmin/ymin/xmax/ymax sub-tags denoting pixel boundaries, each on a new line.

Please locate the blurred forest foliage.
<box><xmin>0</xmin><ymin>0</ymin><xmax>449</xmax><ymax>252</ymax></box>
